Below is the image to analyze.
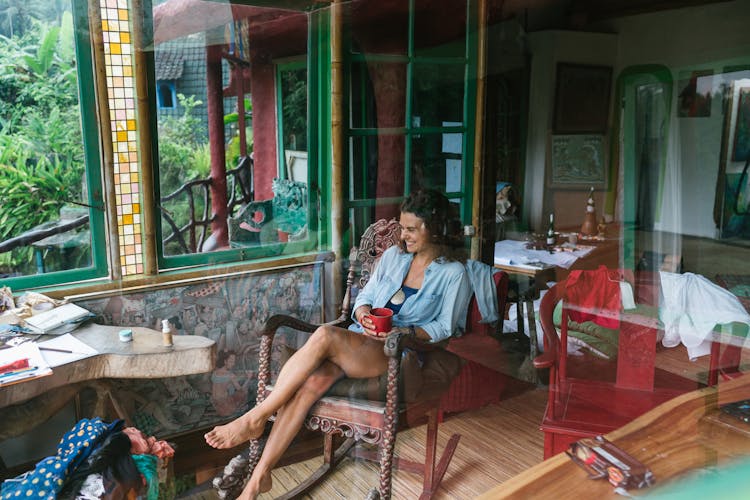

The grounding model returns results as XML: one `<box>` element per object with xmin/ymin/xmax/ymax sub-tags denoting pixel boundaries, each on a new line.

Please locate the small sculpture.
<box><xmin>495</xmin><ymin>182</ymin><xmax>517</xmax><ymax>223</ymax></box>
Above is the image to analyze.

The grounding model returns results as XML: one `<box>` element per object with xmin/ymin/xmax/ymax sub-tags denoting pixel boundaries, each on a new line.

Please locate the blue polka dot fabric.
<box><xmin>1</xmin><ymin>418</ymin><xmax>123</xmax><ymax>500</ymax></box>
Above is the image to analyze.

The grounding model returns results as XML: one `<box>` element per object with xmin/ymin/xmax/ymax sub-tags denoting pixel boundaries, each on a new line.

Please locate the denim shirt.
<box><xmin>351</xmin><ymin>246</ymin><xmax>471</xmax><ymax>342</ymax></box>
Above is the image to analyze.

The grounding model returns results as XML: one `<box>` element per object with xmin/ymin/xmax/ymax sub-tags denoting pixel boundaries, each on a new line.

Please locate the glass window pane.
<box><xmin>411</xmin><ymin>133</ymin><xmax>463</xmax><ymax>194</ymax></box>
<box><xmin>412</xmin><ymin>63</ymin><xmax>465</xmax><ymax>128</ymax></box>
<box><xmin>151</xmin><ymin>5</ymin><xmax>312</xmax><ymax>259</ymax></box>
<box><xmin>0</xmin><ymin>0</ymin><xmax>96</xmax><ymax>279</ymax></box>
<box><xmin>350</xmin><ymin>61</ymin><xmax>406</xmax><ymax>129</ymax></box>
<box><xmin>349</xmin><ymin>134</ymin><xmax>405</xmax><ymax>202</ymax></box>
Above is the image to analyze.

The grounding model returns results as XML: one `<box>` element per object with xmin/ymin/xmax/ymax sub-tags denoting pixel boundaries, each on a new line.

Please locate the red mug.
<box><xmin>365</xmin><ymin>307</ymin><xmax>393</xmax><ymax>334</ymax></box>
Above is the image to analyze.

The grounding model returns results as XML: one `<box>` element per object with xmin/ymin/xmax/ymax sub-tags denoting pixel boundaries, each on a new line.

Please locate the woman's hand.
<box><xmin>356</xmin><ymin>305</ymin><xmax>385</xmax><ymax>339</ymax></box>
<box><xmin>363</xmin><ymin>326</ymin><xmax>410</xmax><ymax>341</ymax></box>
<box><xmin>354</xmin><ymin>305</ymin><xmax>372</xmax><ymax>327</ymax></box>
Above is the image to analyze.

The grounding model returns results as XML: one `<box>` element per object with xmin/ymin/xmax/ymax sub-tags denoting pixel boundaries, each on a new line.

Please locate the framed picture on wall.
<box><xmin>553</xmin><ymin>63</ymin><xmax>613</xmax><ymax>134</ymax></box>
<box><xmin>549</xmin><ymin>134</ymin><xmax>607</xmax><ymax>189</ymax></box>
<box><xmin>732</xmin><ymin>87</ymin><xmax>750</xmax><ymax>161</ymax></box>
<box><xmin>677</xmin><ymin>69</ymin><xmax>713</xmax><ymax>118</ymax></box>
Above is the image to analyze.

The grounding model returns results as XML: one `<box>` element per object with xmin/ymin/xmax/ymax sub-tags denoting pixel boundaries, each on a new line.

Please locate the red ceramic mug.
<box><xmin>365</xmin><ymin>307</ymin><xmax>393</xmax><ymax>334</ymax></box>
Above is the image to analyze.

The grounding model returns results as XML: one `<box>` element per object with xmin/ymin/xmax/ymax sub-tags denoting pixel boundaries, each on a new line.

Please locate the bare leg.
<box><xmin>239</xmin><ymin>361</ymin><xmax>344</xmax><ymax>500</ymax></box>
<box><xmin>205</xmin><ymin>325</ymin><xmax>388</xmax><ymax>449</ymax></box>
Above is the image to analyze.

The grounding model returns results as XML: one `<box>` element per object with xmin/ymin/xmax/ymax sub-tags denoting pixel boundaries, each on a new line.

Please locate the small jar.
<box><xmin>118</xmin><ymin>329</ymin><xmax>133</xmax><ymax>343</ymax></box>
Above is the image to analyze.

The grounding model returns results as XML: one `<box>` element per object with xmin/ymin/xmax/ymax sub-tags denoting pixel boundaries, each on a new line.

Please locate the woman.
<box><xmin>204</xmin><ymin>189</ymin><xmax>471</xmax><ymax>499</ymax></box>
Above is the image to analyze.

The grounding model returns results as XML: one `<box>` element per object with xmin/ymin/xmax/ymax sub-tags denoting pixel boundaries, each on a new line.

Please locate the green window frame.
<box><xmin>1</xmin><ymin>0</ymin><xmax>108</xmax><ymax>291</ymax></box>
<box><xmin>343</xmin><ymin>0</ymin><xmax>478</xmax><ymax>245</ymax></box>
<box><xmin>150</xmin><ymin>4</ymin><xmax>329</xmax><ymax>270</ymax></box>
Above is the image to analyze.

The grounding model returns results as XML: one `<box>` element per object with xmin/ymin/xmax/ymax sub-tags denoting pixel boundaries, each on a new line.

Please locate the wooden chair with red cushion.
<box><xmin>213</xmin><ymin>218</ymin><xmax>509</xmax><ymax>499</ymax></box>
<box><xmin>533</xmin><ymin>269</ymin><xmax>701</xmax><ymax>458</ymax></box>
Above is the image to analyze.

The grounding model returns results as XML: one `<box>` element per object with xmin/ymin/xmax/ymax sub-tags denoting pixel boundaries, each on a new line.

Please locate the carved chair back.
<box><xmin>340</xmin><ymin>218</ymin><xmax>402</xmax><ymax>321</ymax></box>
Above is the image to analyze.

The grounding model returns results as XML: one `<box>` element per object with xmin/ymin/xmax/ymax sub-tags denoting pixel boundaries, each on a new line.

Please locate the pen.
<box><xmin>38</xmin><ymin>347</ymin><xmax>74</xmax><ymax>354</ymax></box>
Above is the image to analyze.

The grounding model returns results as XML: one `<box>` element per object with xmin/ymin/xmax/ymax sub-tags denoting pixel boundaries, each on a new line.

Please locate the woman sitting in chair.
<box><xmin>204</xmin><ymin>189</ymin><xmax>471</xmax><ymax>499</ymax></box>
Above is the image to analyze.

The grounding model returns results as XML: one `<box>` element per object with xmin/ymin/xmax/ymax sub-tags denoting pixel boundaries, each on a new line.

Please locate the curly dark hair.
<box><xmin>399</xmin><ymin>189</ymin><xmax>466</xmax><ymax>262</ymax></box>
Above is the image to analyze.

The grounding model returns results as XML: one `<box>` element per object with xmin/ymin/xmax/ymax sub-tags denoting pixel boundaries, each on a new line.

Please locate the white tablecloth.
<box><xmin>493</xmin><ymin>240</ymin><xmax>595</xmax><ymax>270</ymax></box>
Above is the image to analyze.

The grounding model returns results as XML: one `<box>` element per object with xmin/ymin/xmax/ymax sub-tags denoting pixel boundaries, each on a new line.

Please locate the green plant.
<box><xmin>0</xmin><ymin>153</ymin><xmax>79</xmax><ymax>242</ymax></box>
<box><xmin>158</xmin><ymin>93</ymin><xmax>205</xmax><ymax>194</ymax></box>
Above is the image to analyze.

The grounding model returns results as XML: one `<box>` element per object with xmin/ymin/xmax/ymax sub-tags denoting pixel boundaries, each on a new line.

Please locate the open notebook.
<box><xmin>23</xmin><ymin>303</ymin><xmax>93</xmax><ymax>334</ymax></box>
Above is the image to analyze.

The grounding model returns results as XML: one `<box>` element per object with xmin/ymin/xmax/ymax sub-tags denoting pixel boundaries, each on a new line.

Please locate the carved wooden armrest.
<box><xmin>383</xmin><ymin>329</ymin><xmax>418</xmax><ymax>358</ymax></box>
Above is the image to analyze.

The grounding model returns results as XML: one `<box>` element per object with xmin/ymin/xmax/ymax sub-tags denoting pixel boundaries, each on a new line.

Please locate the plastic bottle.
<box><xmin>161</xmin><ymin>319</ymin><xmax>173</xmax><ymax>347</ymax></box>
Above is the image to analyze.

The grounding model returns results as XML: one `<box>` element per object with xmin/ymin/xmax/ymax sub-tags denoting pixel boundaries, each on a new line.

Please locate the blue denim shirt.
<box><xmin>351</xmin><ymin>246</ymin><xmax>471</xmax><ymax>342</ymax></box>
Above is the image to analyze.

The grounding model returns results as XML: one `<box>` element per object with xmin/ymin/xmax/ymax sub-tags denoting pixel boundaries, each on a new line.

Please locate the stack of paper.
<box><xmin>23</xmin><ymin>303</ymin><xmax>93</xmax><ymax>334</ymax></box>
<box><xmin>38</xmin><ymin>334</ymin><xmax>99</xmax><ymax>368</ymax></box>
<box><xmin>0</xmin><ymin>342</ymin><xmax>52</xmax><ymax>386</ymax></box>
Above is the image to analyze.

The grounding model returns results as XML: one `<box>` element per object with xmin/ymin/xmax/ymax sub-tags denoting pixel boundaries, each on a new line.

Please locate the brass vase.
<box><xmin>581</xmin><ymin>211</ymin><xmax>597</xmax><ymax>236</ymax></box>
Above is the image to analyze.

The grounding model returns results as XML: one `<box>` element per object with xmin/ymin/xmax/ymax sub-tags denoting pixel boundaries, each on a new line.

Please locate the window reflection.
<box><xmin>151</xmin><ymin>2</ymin><xmax>311</xmax><ymax>259</ymax></box>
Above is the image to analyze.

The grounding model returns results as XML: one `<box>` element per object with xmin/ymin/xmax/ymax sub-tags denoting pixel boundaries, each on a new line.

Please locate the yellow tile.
<box><xmin>102</xmin><ymin>20</ymin><xmax>109</xmax><ymax>31</ymax></box>
<box><xmin>117</xmin><ymin>130</ymin><xmax>127</xmax><ymax>142</ymax></box>
<box><xmin>127</xmin><ymin>119</ymin><xmax>136</xmax><ymax>131</ymax></box>
<box><xmin>110</xmin><ymin>43</ymin><xmax>121</xmax><ymax>55</ymax></box>
<box><xmin>120</xmin><ymin>32</ymin><xmax>130</xmax><ymax>44</ymax></box>
<box><xmin>118</xmin><ymin>9</ymin><xmax>128</xmax><ymax>21</ymax></box>
<box><xmin>133</xmin><ymin>203</ymin><xmax>140</xmax><ymax>214</ymax></box>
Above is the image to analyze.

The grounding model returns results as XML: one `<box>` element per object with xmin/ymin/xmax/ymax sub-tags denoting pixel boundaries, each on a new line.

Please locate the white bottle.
<box><xmin>161</xmin><ymin>319</ymin><xmax>173</xmax><ymax>347</ymax></box>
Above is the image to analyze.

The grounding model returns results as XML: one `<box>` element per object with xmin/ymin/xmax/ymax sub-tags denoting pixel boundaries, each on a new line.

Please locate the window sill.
<box><xmin>33</xmin><ymin>250</ymin><xmax>335</xmax><ymax>301</ymax></box>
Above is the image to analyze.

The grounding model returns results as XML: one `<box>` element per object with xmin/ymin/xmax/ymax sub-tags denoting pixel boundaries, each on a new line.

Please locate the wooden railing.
<box><xmin>159</xmin><ymin>156</ymin><xmax>254</xmax><ymax>254</ymax></box>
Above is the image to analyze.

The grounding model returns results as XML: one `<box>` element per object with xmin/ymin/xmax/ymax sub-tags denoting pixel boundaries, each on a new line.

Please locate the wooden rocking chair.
<box><xmin>213</xmin><ymin>218</ymin><xmax>486</xmax><ymax>499</ymax></box>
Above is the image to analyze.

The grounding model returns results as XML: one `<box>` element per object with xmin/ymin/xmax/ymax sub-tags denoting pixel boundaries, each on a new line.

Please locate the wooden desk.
<box><xmin>0</xmin><ymin>323</ymin><xmax>215</xmax><ymax>439</ymax></box>
<box><xmin>478</xmin><ymin>374</ymin><xmax>750</xmax><ymax>499</ymax></box>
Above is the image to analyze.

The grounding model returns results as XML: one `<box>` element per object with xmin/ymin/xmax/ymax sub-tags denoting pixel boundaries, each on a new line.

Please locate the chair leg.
<box><xmin>213</xmin><ymin>436</ymin><xmax>265</xmax><ymax>500</ymax></box>
<box><xmin>419</xmin><ymin>409</ymin><xmax>460</xmax><ymax>500</ymax></box>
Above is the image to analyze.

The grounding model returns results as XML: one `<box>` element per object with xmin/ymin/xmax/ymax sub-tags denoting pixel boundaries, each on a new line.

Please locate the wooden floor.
<box><xmin>179</xmin><ymin>345</ymin><xmax>728</xmax><ymax>500</ymax></box>
<box><xmin>180</xmin><ymin>386</ymin><xmax>548</xmax><ymax>499</ymax></box>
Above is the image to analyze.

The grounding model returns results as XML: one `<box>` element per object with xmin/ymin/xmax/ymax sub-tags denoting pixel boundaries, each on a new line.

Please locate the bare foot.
<box><xmin>237</xmin><ymin>472</ymin><xmax>272</xmax><ymax>500</ymax></box>
<box><xmin>204</xmin><ymin>410</ymin><xmax>265</xmax><ymax>449</ymax></box>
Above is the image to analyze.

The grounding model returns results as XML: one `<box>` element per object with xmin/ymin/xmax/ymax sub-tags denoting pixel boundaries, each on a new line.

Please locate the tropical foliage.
<box><xmin>0</xmin><ymin>10</ymin><xmax>86</xmax><ymax>274</ymax></box>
